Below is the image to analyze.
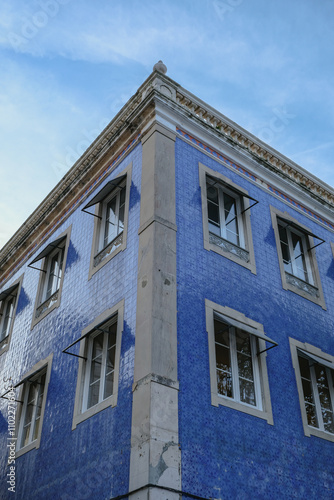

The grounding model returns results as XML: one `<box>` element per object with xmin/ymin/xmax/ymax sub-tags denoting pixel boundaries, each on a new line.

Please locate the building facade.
<box><xmin>1</xmin><ymin>63</ymin><xmax>334</xmax><ymax>499</ymax></box>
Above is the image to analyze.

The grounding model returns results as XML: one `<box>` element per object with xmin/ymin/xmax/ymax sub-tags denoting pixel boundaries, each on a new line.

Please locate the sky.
<box><xmin>0</xmin><ymin>0</ymin><xmax>333</xmax><ymax>249</ymax></box>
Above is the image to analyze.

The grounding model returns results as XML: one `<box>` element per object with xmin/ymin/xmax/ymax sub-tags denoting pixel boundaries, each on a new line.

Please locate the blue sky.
<box><xmin>0</xmin><ymin>0</ymin><xmax>333</xmax><ymax>248</ymax></box>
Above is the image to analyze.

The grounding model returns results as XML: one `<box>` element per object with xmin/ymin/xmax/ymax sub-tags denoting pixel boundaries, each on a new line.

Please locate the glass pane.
<box><xmin>21</xmin><ymin>383</ymin><xmax>37</xmax><ymax>447</ymax></box>
<box><xmin>217</xmin><ymin>369</ymin><xmax>233</xmax><ymax>398</ymax></box>
<box><xmin>224</xmin><ymin>193</ymin><xmax>239</xmax><ymax>245</ymax></box>
<box><xmin>298</xmin><ymin>356</ymin><xmax>311</xmax><ymax>379</ymax></box>
<box><xmin>279</xmin><ymin>226</ymin><xmax>292</xmax><ymax>274</ymax></box>
<box><xmin>239</xmin><ymin>378</ymin><xmax>256</xmax><ymax>406</ymax></box>
<box><xmin>305</xmin><ymin>402</ymin><xmax>318</xmax><ymax>428</ymax></box>
<box><xmin>87</xmin><ymin>381</ymin><xmax>100</xmax><ymax>409</ymax></box>
<box><xmin>291</xmin><ymin>232</ymin><xmax>308</xmax><ymax>281</ymax></box>
<box><xmin>103</xmin><ymin>371</ymin><xmax>114</xmax><ymax>400</ymax></box>
<box><xmin>1</xmin><ymin>297</ymin><xmax>15</xmax><ymax>339</ymax></box>
<box><xmin>315</xmin><ymin>365</ymin><xmax>334</xmax><ymax>432</ymax></box>
<box><xmin>104</xmin><ymin>197</ymin><xmax>117</xmax><ymax>246</ymax></box>
<box><xmin>236</xmin><ymin>330</ymin><xmax>251</xmax><ymax>356</ymax></box>
<box><xmin>237</xmin><ymin>353</ymin><xmax>254</xmax><ymax>381</ymax></box>
<box><xmin>208</xmin><ymin>201</ymin><xmax>220</xmax><ymax>227</ymax></box>
<box><xmin>87</xmin><ymin>333</ymin><xmax>103</xmax><ymax>408</ymax></box>
<box><xmin>214</xmin><ymin>320</ymin><xmax>229</xmax><ymax>347</ymax></box>
<box><xmin>215</xmin><ymin>344</ymin><xmax>231</xmax><ymax>372</ymax></box>
<box><xmin>207</xmin><ymin>184</ymin><xmax>218</xmax><ymax>203</ymax></box>
<box><xmin>118</xmin><ymin>205</ymin><xmax>125</xmax><ymax>233</ymax></box>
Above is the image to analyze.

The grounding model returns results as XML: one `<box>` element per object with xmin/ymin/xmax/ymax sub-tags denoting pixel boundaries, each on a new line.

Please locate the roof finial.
<box><xmin>153</xmin><ymin>60</ymin><xmax>167</xmax><ymax>74</ymax></box>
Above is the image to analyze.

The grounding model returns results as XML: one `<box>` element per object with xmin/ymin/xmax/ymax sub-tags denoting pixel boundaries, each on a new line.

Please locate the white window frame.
<box><xmin>0</xmin><ymin>276</ymin><xmax>23</xmax><ymax>354</ymax></box>
<box><xmin>289</xmin><ymin>338</ymin><xmax>334</xmax><ymax>442</ymax></box>
<box><xmin>206</xmin><ymin>299</ymin><xmax>274</xmax><ymax>424</ymax></box>
<box><xmin>87</xmin><ymin>163</ymin><xmax>132</xmax><ymax>279</ymax></box>
<box><xmin>270</xmin><ymin>206</ymin><xmax>326</xmax><ymax>309</ymax></box>
<box><xmin>199</xmin><ymin>162</ymin><xmax>257</xmax><ymax>274</ymax></box>
<box><xmin>15</xmin><ymin>353</ymin><xmax>53</xmax><ymax>457</ymax></box>
<box><xmin>72</xmin><ymin>300</ymin><xmax>124</xmax><ymax>429</ymax></box>
<box><xmin>31</xmin><ymin>226</ymin><xmax>71</xmax><ymax>328</ymax></box>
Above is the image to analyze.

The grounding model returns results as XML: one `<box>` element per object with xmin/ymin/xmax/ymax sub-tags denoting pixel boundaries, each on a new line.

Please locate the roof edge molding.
<box><xmin>1</xmin><ymin>67</ymin><xmax>333</xmax><ymax>279</ymax></box>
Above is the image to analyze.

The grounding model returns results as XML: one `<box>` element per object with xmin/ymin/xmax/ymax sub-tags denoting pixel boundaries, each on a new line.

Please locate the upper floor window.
<box><xmin>199</xmin><ymin>163</ymin><xmax>257</xmax><ymax>274</ymax></box>
<box><xmin>30</xmin><ymin>226</ymin><xmax>71</xmax><ymax>327</ymax></box>
<box><xmin>206</xmin><ymin>299</ymin><xmax>276</xmax><ymax>424</ymax></box>
<box><xmin>290</xmin><ymin>338</ymin><xmax>334</xmax><ymax>442</ymax></box>
<box><xmin>0</xmin><ymin>277</ymin><xmax>22</xmax><ymax>354</ymax></box>
<box><xmin>271</xmin><ymin>207</ymin><xmax>326</xmax><ymax>309</ymax></box>
<box><xmin>65</xmin><ymin>300</ymin><xmax>124</xmax><ymax>429</ymax></box>
<box><xmin>83</xmin><ymin>163</ymin><xmax>132</xmax><ymax>279</ymax></box>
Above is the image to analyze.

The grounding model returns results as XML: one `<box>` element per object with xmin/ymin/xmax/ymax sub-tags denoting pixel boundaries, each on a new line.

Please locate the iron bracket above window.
<box><xmin>81</xmin><ymin>208</ymin><xmax>102</xmax><ymax>219</ymax></box>
<box><xmin>257</xmin><ymin>343</ymin><xmax>278</xmax><ymax>356</ymax></box>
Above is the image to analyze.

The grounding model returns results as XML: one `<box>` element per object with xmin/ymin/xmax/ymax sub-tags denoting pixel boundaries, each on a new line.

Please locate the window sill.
<box><xmin>72</xmin><ymin>394</ymin><xmax>117</xmax><ymax>430</ymax></box>
<box><xmin>209</xmin><ymin>232</ymin><xmax>250</xmax><ymax>262</ymax></box>
<box><xmin>94</xmin><ymin>232</ymin><xmax>124</xmax><ymax>268</ymax></box>
<box><xmin>211</xmin><ymin>393</ymin><xmax>273</xmax><ymax>424</ymax></box>
<box><xmin>206</xmin><ymin>232</ymin><xmax>256</xmax><ymax>274</ymax></box>
<box><xmin>285</xmin><ymin>272</ymin><xmax>319</xmax><ymax>298</ymax></box>
<box><xmin>16</xmin><ymin>440</ymin><xmax>39</xmax><ymax>458</ymax></box>
<box><xmin>35</xmin><ymin>290</ymin><xmax>59</xmax><ymax>319</ymax></box>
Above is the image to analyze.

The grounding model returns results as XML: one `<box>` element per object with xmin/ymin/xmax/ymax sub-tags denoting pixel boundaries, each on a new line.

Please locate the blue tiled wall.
<box><xmin>175</xmin><ymin>138</ymin><xmax>334</xmax><ymax>499</ymax></box>
<box><xmin>0</xmin><ymin>144</ymin><xmax>141</xmax><ymax>500</ymax></box>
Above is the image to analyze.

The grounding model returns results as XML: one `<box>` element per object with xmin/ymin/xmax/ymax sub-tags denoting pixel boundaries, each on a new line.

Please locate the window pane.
<box><xmin>223</xmin><ymin>193</ymin><xmax>239</xmax><ymax>246</ymax></box>
<box><xmin>118</xmin><ymin>187</ymin><xmax>126</xmax><ymax>233</ymax></box>
<box><xmin>291</xmin><ymin>232</ymin><xmax>308</xmax><ymax>282</ymax></box>
<box><xmin>46</xmin><ymin>249</ymin><xmax>63</xmax><ymax>299</ymax></box>
<box><xmin>217</xmin><ymin>370</ymin><xmax>233</xmax><ymax>398</ymax></box>
<box><xmin>21</xmin><ymin>383</ymin><xmax>37</xmax><ymax>447</ymax></box>
<box><xmin>315</xmin><ymin>365</ymin><xmax>334</xmax><ymax>433</ymax></box>
<box><xmin>279</xmin><ymin>226</ymin><xmax>292</xmax><ymax>274</ymax></box>
<box><xmin>239</xmin><ymin>378</ymin><xmax>256</xmax><ymax>406</ymax></box>
<box><xmin>104</xmin><ymin>371</ymin><xmax>114</xmax><ymax>400</ymax></box>
<box><xmin>214</xmin><ymin>320</ymin><xmax>229</xmax><ymax>347</ymax></box>
<box><xmin>1</xmin><ymin>296</ymin><xmax>15</xmax><ymax>340</ymax></box>
<box><xmin>87</xmin><ymin>333</ymin><xmax>104</xmax><ymax>409</ymax></box>
<box><xmin>104</xmin><ymin>197</ymin><xmax>117</xmax><ymax>246</ymax></box>
<box><xmin>299</xmin><ymin>356</ymin><xmax>318</xmax><ymax>428</ymax></box>
<box><xmin>214</xmin><ymin>320</ymin><xmax>233</xmax><ymax>398</ymax></box>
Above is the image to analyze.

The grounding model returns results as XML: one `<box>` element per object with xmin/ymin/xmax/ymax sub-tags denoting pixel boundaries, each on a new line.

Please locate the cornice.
<box><xmin>1</xmin><ymin>68</ymin><xmax>333</xmax><ymax>281</ymax></box>
<box><xmin>173</xmin><ymin>87</ymin><xmax>334</xmax><ymax>208</ymax></box>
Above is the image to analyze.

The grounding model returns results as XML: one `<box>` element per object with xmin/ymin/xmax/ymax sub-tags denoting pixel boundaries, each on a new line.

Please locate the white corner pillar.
<box><xmin>129</xmin><ymin>122</ymin><xmax>181</xmax><ymax>499</ymax></box>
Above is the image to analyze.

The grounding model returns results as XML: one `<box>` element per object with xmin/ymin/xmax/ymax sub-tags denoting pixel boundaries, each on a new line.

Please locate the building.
<box><xmin>0</xmin><ymin>61</ymin><xmax>334</xmax><ymax>499</ymax></box>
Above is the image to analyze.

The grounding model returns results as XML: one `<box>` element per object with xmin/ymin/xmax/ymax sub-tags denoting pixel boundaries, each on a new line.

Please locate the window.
<box><xmin>199</xmin><ymin>163</ymin><xmax>257</xmax><ymax>274</ymax></box>
<box><xmin>82</xmin><ymin>318</ymin><xmax>117</xmax><ymax>412</ymax></box>
<box><xmin>68</xmin><ymin>301</ymin><xmax>124</xmax><ymax>429</ymax></box>
<box><xmin>206</xmin><ymin>299</ymin><xmax>275</xmax><ymax>423</ymax></box>
<box><xmin>270</xmin><ymin>207</ymin><xmax>325</xmax><ymax>309</ymax></box>
<box><xmin>15</xmin><ymin>354</ymin><xmax>53</xmax><ymax>456</ymax></box>
<box><xmin>290</xmin><ymin>338</ymin><xmax>334</xmax><ymax>442</ymax></box>
<box><xmin>30</xmin><ymin>227</ymin><xmax>71</xmax><ymax>327</ymax></box>
<box><xmin>83</xmin><ymin>163</ymin><xmax>132</xmax><ymax>279</ymax></box>
<box><xmin>0</xmin><ymin>277</ymin><xmax>22</xmax><ymax>354</ymax></box>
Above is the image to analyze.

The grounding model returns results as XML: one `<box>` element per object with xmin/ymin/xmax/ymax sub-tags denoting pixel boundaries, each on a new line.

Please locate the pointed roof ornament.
<box><xmin>153</xmin><ymin>60</ymin><xmax>167</xmax><ymax>74</ymax></box>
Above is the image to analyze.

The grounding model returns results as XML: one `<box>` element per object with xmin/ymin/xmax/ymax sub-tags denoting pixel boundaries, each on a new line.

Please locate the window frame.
<box><xmin>206</xmin><ymin>299</ymin><xmax>274</xmax><ymax>424</ymax></box>
<box><xmin>289</xmin><ymin>337</ymin><xmax>334</xmax><ymax>442</ymax></box>
<box><xmin>87</xmin><ymin>163</ymin><xmax>132</xmax><ymax>280</ymax></box>
<box><xmin>0</xmin><ymin>276</ymin><xmax>23</xmax><ymax>354</ymax></box>
<box><xmin>15</xmin><ymin>353</ymin><xmax>53</xmax><ymax>457</ymax></box>
<box><xmin>270</xmin><ymin>206</ymin><xmax>326</xmax><ymax>309</ymax></box>
<box><xmin>31</xmin><ymin>226</ymin><xmax>71</xmax><ymax>328</ymax></box>
<box><xmin>199</xmin><ymin>162</ymin><xmax>257</xmax><ymax>274</ymax></box>
<box><xmin>72</xmin><ymin>300</ymin><xmax>124</xmax><ymax>429</ymax></box>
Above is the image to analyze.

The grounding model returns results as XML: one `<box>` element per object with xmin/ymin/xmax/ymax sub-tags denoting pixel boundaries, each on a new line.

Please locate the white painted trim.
<box><xmin>72</xmin><ymin>300</ymin><xmax>124</xmax><ymax>430</ymax></box>
<box><xmin>205</xmin><ymin>299</ymin><xmax>274</xmax><ymax>425</ymax></box>
<box><xmin>289</xmin><ymin>337</ymin><xmax>334</xmax><ymax>442</ymax></box>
